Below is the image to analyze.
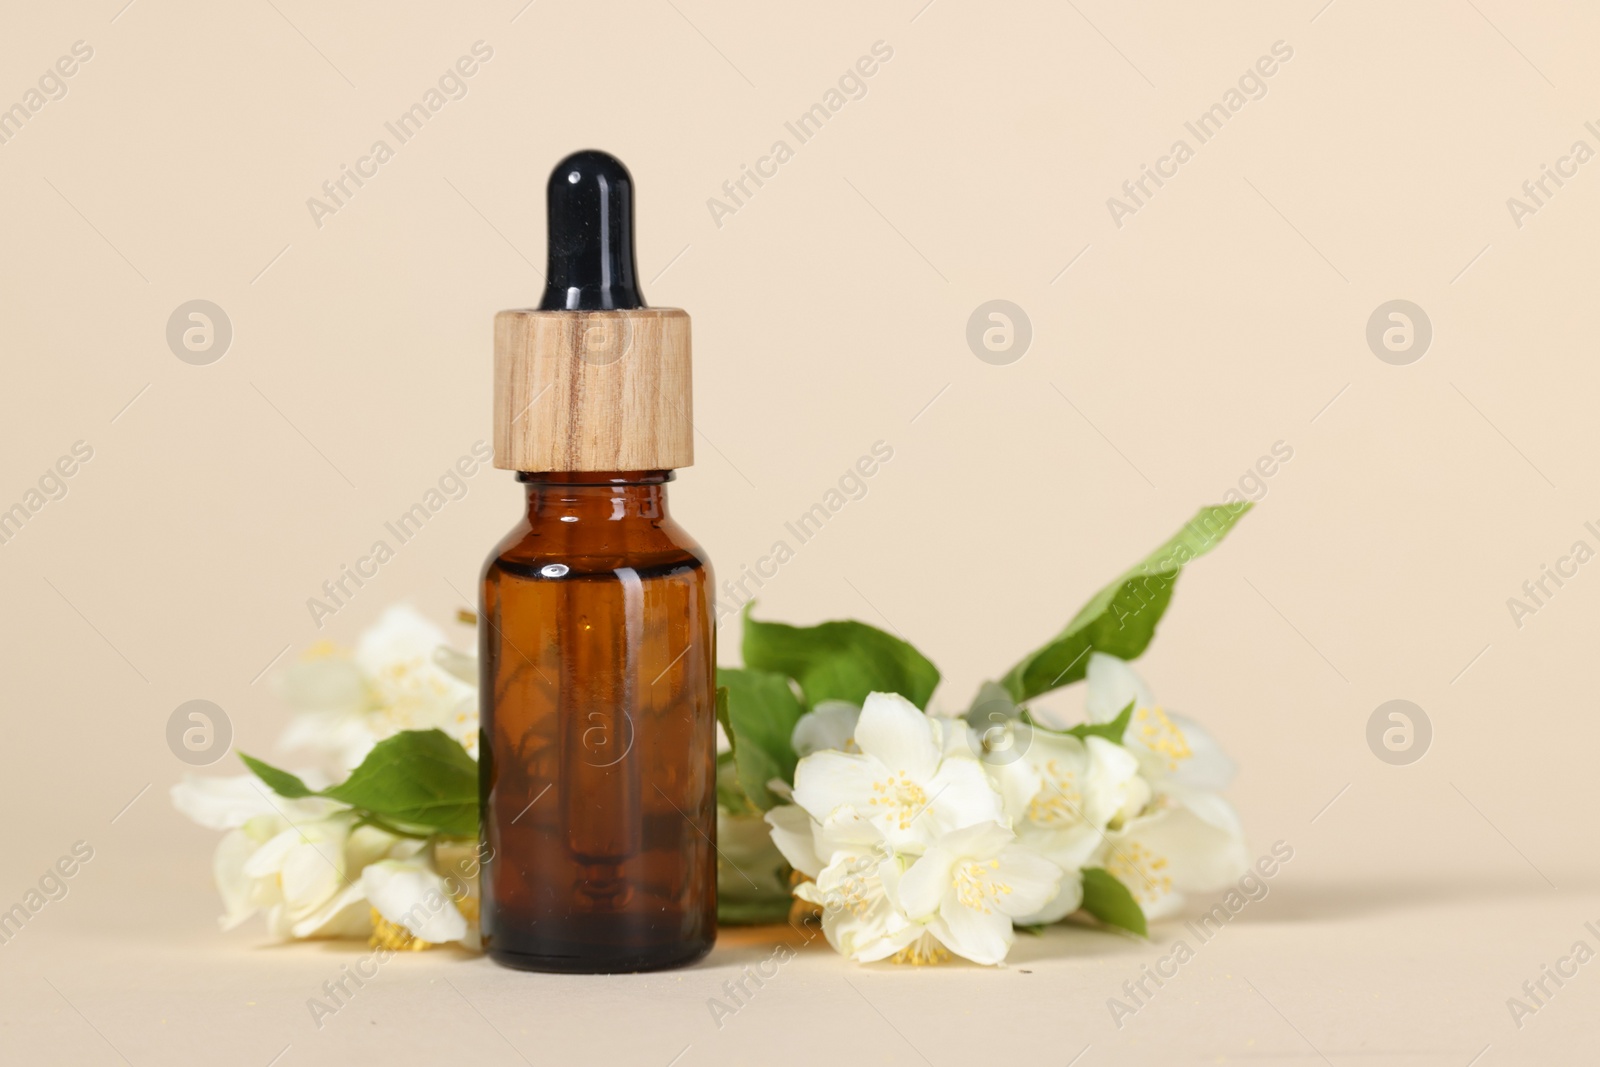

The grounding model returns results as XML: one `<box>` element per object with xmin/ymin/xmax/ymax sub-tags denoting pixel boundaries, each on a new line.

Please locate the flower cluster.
<box><xmin>175</xmin><ymin>497</ymin><xmax>1252</xmax><ymax>967</ymax></box>
<box><xmin>274</xmin><ymin>605</ymin><xmax>477</xmax><ymax>774</ymax></box>
<box><xmin>171</xmin><ymin>606</ymin><xmax>482</xmax><ymax>949</ymax></box>
<box><xmin>763</xmin><ymin>654</ymin><xmax>1248</xmax><ymax>966</ymax></box>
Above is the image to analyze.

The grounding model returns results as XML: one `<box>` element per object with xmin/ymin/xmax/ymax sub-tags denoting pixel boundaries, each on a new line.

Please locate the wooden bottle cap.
<box><xmin>492</xmin><ymin>307</ymin><xmax>693</xmax><ymax>473</ymax></box>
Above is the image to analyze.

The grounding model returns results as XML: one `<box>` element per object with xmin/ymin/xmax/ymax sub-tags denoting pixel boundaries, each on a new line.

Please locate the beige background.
<box><xmin>3</xmin><ymin>0</ymin><xmax>1597</xmax><ymax>1063</ymax></box>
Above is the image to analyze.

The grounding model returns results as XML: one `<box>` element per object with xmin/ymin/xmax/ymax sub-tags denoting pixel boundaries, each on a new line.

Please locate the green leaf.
<box><xmin>714</xmin><ymin>687</ymin><xmax>758</xmax><ymax>815</ymax></box>
<box><xmin>716</xmin><ymin>755</ymin><xmax>755</xmax><ymax>815</ymax></box>
<box><xmin>1079</xmin><ymin>867</ymin><xmax>1147</xmax><ymax>937</ymax></box>
<box><xmin>238</xmin><ymin>753</ymin><xmax>315</xmax><ymax>799</ymax></box>
<box><xmin>240</xmin><ymin>729</ymin><xmax>479</xmax><ymax>839</ymax></box>
<box><xmin>713</xmin><ymin>684</ymin><xmax>733</xmax><ymax>738</ymax></box>
<box><xmin>1022</xmin><ymin>701</ymin><xmax>1135</xmax><ymax>746</ymax></box>
<box><xmin>716</xmin><ymin>808</ymin><xmax>798</xmax><ymax>925</ymax></box>
<box><xmin>321</xmin><ymin>729</ymin><xmax>479</xmax><ymax>839</ymax></box>
<box><xmin>999</xmin><ymin>503</ymin><xmax>1251</xmax><ymax>702</ymax></box>
<box><xmin>717</xmin><ymin>896</ymin><xmax>795</xmax><ymax>924</ymax></box>
<box><xmin>717</xmin><ymin>668</ymin><xmax>805</xmax><ymax>810</ymax></box>
<box><xmin>742</xmin><ymin>606</ymin><xmax>940</xmax><ymax>710</ymax></box>
<box><xmin>1014</xmin><ymin>922</ymin><xmax>1048</xmax><ymax>937</ymax></box>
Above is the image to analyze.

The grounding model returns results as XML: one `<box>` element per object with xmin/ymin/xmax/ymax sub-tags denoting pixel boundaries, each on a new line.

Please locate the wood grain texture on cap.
<box><xmin>493</xmin><ymin>308</ymin><xmax>693</xmax><ymax>472</ymax></box>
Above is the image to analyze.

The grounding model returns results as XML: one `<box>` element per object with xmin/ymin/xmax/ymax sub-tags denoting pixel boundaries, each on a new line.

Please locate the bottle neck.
<box><xmin>517</xmin><ymin>470</ymin><xmax>672</xmax><ymax>522</ymax></box>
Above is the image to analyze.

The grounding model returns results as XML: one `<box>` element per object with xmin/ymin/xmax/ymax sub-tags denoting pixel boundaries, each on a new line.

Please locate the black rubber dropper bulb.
<box><xmin>538</xmin><ymin>150</ymin><xmax>646</xmax><ymax>311</ymax></box>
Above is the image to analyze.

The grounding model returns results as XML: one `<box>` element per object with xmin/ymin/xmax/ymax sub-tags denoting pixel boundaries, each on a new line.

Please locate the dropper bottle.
<box><xmin>479</xmin><ymin>150</ymin><xmax>716</xmax><ymax>972</ymax></box>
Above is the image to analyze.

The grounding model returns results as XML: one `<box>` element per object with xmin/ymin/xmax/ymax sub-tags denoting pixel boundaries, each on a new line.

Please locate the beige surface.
<box><xmin>2</xmin><ymin>0</ymin><xmax>1597</xmax><ymax>1063</ymax></box>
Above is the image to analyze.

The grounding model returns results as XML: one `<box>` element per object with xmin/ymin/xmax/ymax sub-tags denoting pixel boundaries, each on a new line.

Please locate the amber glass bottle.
<box><xmin>479</xmin><ymin>152</ymin><xmax>716</xmax><ymax>972</ymax></box>
<box><xmin>480</xmin><ymin>471</ymin><xmax>715</xmax><ymax>971</ymax></box>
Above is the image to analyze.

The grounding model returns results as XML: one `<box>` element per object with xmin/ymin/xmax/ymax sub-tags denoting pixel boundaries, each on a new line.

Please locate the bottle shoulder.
<box><xmin>483</xmin><ymin>514</ymin><xmax>710</xmax><ymax>582</ymax></box>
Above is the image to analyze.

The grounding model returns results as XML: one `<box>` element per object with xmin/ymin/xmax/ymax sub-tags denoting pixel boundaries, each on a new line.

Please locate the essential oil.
<box><xmin>479</xmin><ymin>151</ymin><xmax>716</xmax><ymax>973</ymax></box>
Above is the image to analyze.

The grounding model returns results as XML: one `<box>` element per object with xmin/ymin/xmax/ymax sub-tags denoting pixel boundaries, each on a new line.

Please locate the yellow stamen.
<box><xmin>1134</xmin><ymin>705</ymin><xmax>1191</xmax><ymax>770</ymax></box>
<box><xmin>368</xmin><ymin>908</ymin><xmax>435</xmax><ymax>951</ymax></box>
<box><xmin>868</xmin><ymin>770</ymin><xmax>929</xmax><ymax>831</ymax></box>
<box><xmin>954</xmin><ymin>860</ymin><xmax>1013</xmax><ymax>914</ymax></box>
<box><xmin>1105</xmin><ymin>841</ymin><xmax>1173</xmax><ymax>905</ymax></box>
<box><xmin>1026</xmin><ymin>759</ymin><xmax>1083</xmax><ymax>828</ymax></box>
<box><xmin>892</xmin><ymin>934</ymin><xmax>951</xmax><ymax>966</ymax></box>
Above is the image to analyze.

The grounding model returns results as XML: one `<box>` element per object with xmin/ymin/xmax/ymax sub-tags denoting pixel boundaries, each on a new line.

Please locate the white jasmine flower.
<box><xmin>763</xmin><ymin>803</ymin><xmax>825</xmax><ymax>878</ymax></box>
<box><xmin>432</xmin><ymin>839</ymin><xmax>486</xmax><ymax>950</ymax></box>
<box><xmin>237</xmin><ymin>815</ymin><xmax>418</xmax><ymax>940</ymax></box>
<box><xmin>1097</xmin><ymin>797</ymin><xmax>1249</xmax><ymax>920</ymax></box>
<box><xmin>173</xmin><ymin>606</ymin><xmax>486</xmax><ymax>950</ymax></box>
<box><xmin>1082</xmin><ymin>653</ymin><xmax>1235</xmax><ymax>793</ymax></box>
<box><xmin>898</xmin><ymin>821</ymin><xmax>1063</xmax><ymax>965</ymax></box>
<box><xmin>431</xmin><ymin>643</ymin><xmax>477</xmax><ymax>688</ymax></box>
<box><xmin>791</xmin><ymin>700</ymin><xmax>861</xmax><ymax>757</ymax></box>
<box><xmin>989</xmin><ymin>730</ymin><xmax>1147</xmax><ymax>924</ymax></box>
<box><xmin>791</xmin><ymin>692</ymin><xmax>1001</xmax><ymax>852</ymax></box>
<box><xmin>173</xmin><ymin>774</ymin><xmax>351</xmax><ymax>933</ymax></box>
<box><xmin>993</xmin><ymin>731</ymin><xmax>1148</xmax><ymax>836</ymax></box>
<box><xmin>1070</xmin><ymin>653</ymin><xmax>1250</xmax><ymax>917</ymax></box>
<box><xmin>432</xmin><ymin>643</ymin><xmax>482</xmax><ymax>758</ymax></box>
<box><xmin>212</xmin><ymin>818</ymin><xmax>278</xmax><ymax>931</ymax></box>
<box><xmin>935</xmin><ymin>709</ymin><xmax>982</xmax><ymax>762</ymax></box>
<box><xmin>963</xmin><ymin>680</ymin><xmax>1022</xmax><ymax>739</ymax></box>
<box><xmin>174</xmin><ymin>775</ymin><xmax>476</xmax><ymax>944</ymax></box>
<box><xmin>776</xmin><ymin>806</ymin><xmax>917</xmax><ymax>962</ymax></box>
<box><xmin>794</xmin><ymin>853</ymin><xmax>915</xmax><ymax>963</ymax></box>
<box><xmin>277</xmin><ymin>605</ymin><xmax>476</xmax><ymax>773</ymax></box>
<box><xmin>171</xmin><ymin>773</ymin><xmax>336</xmax><ymax>832</ymax></box>
<box><xmin>766</xmin><ymin>801</ymin><xmax>895</xmax><ymax>879</ymax></box>
<box><xmin>361</xmin><ymin>846</ymin><xmax>470</xmax><ymax>945</ymax></box>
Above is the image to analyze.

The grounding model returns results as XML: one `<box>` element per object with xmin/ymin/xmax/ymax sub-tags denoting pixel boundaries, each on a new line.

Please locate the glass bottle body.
<box><xmin>479</xmin><ymin>471</ymin><xmax>716</xmax><ymax>972</ymax></box>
